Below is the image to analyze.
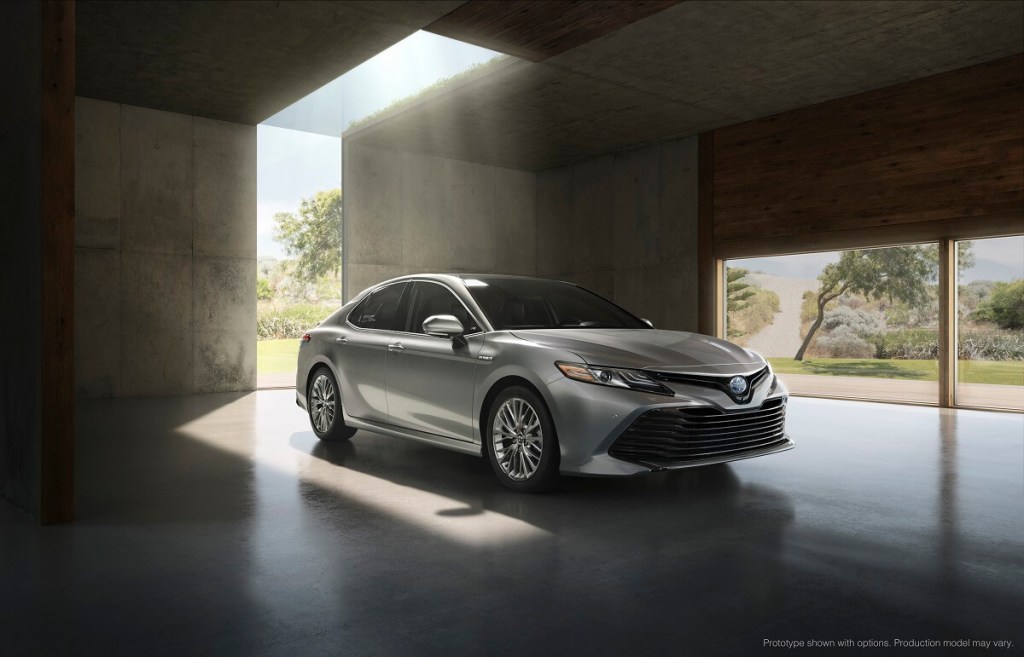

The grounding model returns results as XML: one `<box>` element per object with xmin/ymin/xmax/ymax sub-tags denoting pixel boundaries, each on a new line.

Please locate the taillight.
<box><xmin>300</xmin><ymin>333</ymin><xmax>311</xmax><ymax>344</ymax></box>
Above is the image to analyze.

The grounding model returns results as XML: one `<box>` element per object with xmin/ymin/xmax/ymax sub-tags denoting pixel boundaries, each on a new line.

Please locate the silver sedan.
<box><xmin>296</xmin><ymin>274</ymin><xmax>793</xmax><ymax>492</ymax></box>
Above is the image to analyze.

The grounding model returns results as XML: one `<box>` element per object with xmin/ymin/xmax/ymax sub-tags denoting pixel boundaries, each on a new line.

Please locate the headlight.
<box><xmin>555</xmin><ymin>362</ymin><xmax>673</xmax><ymax>396</ymax></box>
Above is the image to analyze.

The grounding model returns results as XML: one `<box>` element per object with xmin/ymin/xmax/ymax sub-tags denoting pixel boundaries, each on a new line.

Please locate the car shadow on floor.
<box><xmin>290</xmin><ymin>428</ymin><xmax>795</xmax><ymax>545</ymax></box>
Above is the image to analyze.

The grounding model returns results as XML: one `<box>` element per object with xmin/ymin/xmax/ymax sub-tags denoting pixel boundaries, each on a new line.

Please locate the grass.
<box><xmin>257</xmin><ymin>338</ymin><xmax>302</xmax><ymax>375</ymax></box>
<box><xmin>768</xmin><ymin>357</ymin><xmax>1023</xmax><ymax>386</ymax></box>
<box><xmin>957</xmin><ymin>360</ymin><xmax>1024</xmax><ymax>386</ymax></box>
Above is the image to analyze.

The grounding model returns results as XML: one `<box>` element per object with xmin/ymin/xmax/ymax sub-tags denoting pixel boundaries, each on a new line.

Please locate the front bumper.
<box><xmin>549</xmin><ymin>374</ymin><xmax>792</xmax><ymax>476</ymax></box>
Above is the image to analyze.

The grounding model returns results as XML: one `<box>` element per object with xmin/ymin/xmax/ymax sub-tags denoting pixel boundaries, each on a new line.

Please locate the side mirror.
<box><xmin>423</xmin><ymin>314</ymin><xmax>464</xmax><ymax>338</ymax></box>
<box><xmin>642</xmin><ymin>318</ymin><xmax>655</xmax><ymax>328</ymax></box>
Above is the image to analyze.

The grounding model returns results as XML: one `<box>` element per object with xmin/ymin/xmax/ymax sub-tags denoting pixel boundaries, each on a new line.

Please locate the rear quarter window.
<box><xmin>348</xmin><ymin>283</ymin><xmax>407</xmax><ymax>330</ymax></box>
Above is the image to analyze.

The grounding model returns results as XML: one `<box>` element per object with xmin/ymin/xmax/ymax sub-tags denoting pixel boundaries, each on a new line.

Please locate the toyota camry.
<box><xmin>296</xmin><ymin>274</ymin><xmax>793</xmax><ymax>492</ymax></box>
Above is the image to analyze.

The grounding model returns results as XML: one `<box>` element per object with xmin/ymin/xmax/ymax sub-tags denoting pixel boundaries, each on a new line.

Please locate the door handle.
<box><xmin>335</xmin><ymin>336</ymin><xmax>348</xmax><ymax>344</ymax></box>
<box><xmin>387</xmin><ymin>342</ymin><xmax>405</xmax><ymax>352</ymax></box>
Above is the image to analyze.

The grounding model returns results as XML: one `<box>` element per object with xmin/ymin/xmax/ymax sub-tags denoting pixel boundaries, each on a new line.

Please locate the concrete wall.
<box><xmin>0</xmin><ymin>1</ymin><xmax>43</xmax><ymax>516</ymax></box>
<box><xmin>342</xmin><ymin>137</ymin><xmax>699</xmax><ymax>331</ymax></box>
<box><xmin>342</xmin><ymin>142</ymin><xmax>536</xmax><ymax>300</ymax></box>
<box><xmin>75</xmin><ymin>97</ymin><xmax>256</xmax><ymax>398</ymax></box>
<box><xmin>536</xmin><ymin>137</ymin><xmax>699</xmax><ymax>331</ymax></box>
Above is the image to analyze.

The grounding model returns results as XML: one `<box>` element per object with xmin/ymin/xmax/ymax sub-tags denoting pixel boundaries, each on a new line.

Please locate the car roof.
<box><xmin>385</xmin><ymin>273</ymin><xmax>570</xmax><ymax>284</ymax></box>
<box><xmin>353</xmin><ymin>273</ymin><xmax>580</xmax><ymax>303</ymax></box>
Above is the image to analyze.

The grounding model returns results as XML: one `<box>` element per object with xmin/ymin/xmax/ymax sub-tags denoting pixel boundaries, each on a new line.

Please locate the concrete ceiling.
<box><xmin>345</xmin><ymin>0</ymin><xmax>1024</xmax><ymax>171</ymax></box>
<box><xmin>76</xmin><ymin>0</ymin><xmax>466</xmax><ymax>125</ymax></box>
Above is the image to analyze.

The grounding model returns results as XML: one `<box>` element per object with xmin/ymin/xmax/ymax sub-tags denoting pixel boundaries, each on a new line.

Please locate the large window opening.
<box><xmin>955</xmin><ymin>235</ymin><xmax>1024</xmax><ymax>411</ymax></box>
<box><xmin>726</xmin><ymin>244</ymin><xmax>941</xmax><ymax>405</ymax></box>
<box><xmin>255</xmin><ymin>33</ymin><xmax>506</xmax><ymax>388</ymax></box>
<box><xmin>726</xmin><ymin>237</ymin><xmax>1023</xmax><ymax>410</ymax></box>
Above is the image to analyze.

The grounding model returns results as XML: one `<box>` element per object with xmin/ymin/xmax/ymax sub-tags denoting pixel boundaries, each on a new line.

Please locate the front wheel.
<box><xmin>308</xmin><ymin>367</ymin><xmax>356</xmax><ymax>441</ymax></box>
<box><xmin>485</xmin><ymin>386</ymin><xmax>559</xmax><ymax>492</ymax></box>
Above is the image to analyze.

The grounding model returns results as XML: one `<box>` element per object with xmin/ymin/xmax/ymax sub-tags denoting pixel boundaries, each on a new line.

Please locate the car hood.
<box><xmin>510</xmin><ymin>329</ymin><xmax>765</xmax><ymax>373</ymax></box>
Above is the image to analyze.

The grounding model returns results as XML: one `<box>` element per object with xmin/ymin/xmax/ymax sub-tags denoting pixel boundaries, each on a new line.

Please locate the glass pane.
<box><xmin>956</xmin><ymin>236</ymin><xmax>1024</xmax><ymax>411</ymax></box>
<box><xmin>726</xmin><ymin>244</ymin><xmax>940</xmax><ymax>404</ymax></box>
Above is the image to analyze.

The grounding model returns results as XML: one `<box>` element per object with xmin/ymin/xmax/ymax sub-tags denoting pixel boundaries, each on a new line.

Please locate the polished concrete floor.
<box><xmin>2</xmin><ymin>392</ymin><xmax>1022</xmax><ymax>656</ymax></box>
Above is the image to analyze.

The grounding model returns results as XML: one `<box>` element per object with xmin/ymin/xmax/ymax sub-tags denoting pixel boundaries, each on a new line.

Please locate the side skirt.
<box><xmin>344</xmin><ymin>413</ymin><xmax>483</xmax><ymax>457</ymax></box>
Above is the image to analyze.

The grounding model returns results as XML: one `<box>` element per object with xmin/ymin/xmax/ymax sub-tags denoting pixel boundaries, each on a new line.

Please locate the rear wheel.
<box><xmin>308</xmin><ymin>367</ymin><xmax>356</xmax><ymax>441</ymax></box>
<box><xmin>485</xmin><ymin>386</ymin><xmax>559</xmax><ymax>492</ymax></box>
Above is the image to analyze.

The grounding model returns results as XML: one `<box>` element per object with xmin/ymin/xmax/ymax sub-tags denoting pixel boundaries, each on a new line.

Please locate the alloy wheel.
<box><xmin>310</xmin><ymin>373</ymin><xmax>336</xmax><ymax>433</ymax></box>
<box><xmin>492</xmin><ymin>397</ymin><xmax>544</xmax><ymax>481</ymax></box>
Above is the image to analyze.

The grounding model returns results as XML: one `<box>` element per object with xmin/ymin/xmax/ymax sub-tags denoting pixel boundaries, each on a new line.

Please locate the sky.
<box><xmin>731</xmin><ymin>236</ymin><xmax>1024</xmax><ymax>284</ymax></box>
<box><xmin>257</xmin><ymin>32</ymin><xmax>502</xmax><ymax>259</ymax></box>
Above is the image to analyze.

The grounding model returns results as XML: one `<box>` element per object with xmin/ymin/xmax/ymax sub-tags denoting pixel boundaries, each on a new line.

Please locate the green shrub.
<box><xmin>973</xmin><ymin>280</ymin><xmax>1024</xmax><ymax>330</ymax></box>
<box><xmin>870</xmin><ymin>327</ymin><xmax>1024</xmax><ymax>361</ymax></box>
<box><xmin>958</xmin><ymin>280</ymin><xmax>996</xmax><ymax>318</ymax></box>
<box><xmin>257</xmin><ymin>304</ymin><xmax>336</xmax><ymax>340</ymax></box>
<box><xmin>871</xmin><ymin>329</ymin><xmax>938</xmax><ymax>360</ymax></box>
<box><xmin>959</xmin><ymin>328</ymin><xmax>1024</xmax><ymax>361</ymax></box>
<box><xmin>256</xmin><ymin>277</ymin><xmax>273</xmax><ymax>301</ymax></box>
<box><xmin>816</xmin><ymin>325</ymin><xmax>876</xmax><ymax>358</ymax></box>
<box><xmin>821</xmin><ymin>306</ymin><xmax>885</xmax><ymax>337</ymax></box>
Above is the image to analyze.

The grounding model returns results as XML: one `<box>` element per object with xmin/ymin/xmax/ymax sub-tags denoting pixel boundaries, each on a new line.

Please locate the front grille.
<box><xmin>648</xmin><ymin>366</ymin><xmax>771</xmax><ymax>403</ymax></box>
<box><xmin>609</xmin><ymin>397</ymin><xmax>787</xmax><ymax>467</ymax></box>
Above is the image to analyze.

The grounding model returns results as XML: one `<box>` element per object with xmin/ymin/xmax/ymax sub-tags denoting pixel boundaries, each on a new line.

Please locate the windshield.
<box><xmin>464</xmin><ymin>278</ymin><xmax>649</xmax><ymax>330</ymax></box>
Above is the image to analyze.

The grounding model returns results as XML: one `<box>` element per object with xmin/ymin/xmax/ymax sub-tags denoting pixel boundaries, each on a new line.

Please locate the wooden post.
<box><xmin>40</xmin><ymin>0</ymin><xmax>75</xmax><ymax>524</ymax></box>
<box><xmin>938</xmin><ymin>238</ymin><xmax>956</xmax><ymax>408</ymax></box>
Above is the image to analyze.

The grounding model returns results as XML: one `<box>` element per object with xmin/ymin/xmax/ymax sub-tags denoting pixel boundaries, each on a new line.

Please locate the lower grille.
<box><xmin>609</xmin><ymin>398</ymin><xmax>787</xmax><ymax>466</ymax></box>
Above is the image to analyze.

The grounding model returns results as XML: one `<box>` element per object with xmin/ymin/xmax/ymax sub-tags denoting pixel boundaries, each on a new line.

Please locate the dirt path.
<box><xmin>743</xmin><ymin>274</ymin><xmax>818</xmax><ymax>358</ymax></box>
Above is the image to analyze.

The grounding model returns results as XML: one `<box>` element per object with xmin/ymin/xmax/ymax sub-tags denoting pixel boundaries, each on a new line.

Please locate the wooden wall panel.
<box><xmin>711</xmin><ymin>55</ymin><xmax>1024</xmax><ymax>256</ymax></box>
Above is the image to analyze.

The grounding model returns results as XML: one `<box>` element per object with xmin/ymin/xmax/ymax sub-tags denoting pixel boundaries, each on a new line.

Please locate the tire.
<box><xmin>307</xmin><ymin>367</ymin><xmax>356</xmax><ymax>442</ymax></box>
<box><xmin>485</xmin><ymin>386</ymin><xmax>559</xmax><ymax>493</ymax></box>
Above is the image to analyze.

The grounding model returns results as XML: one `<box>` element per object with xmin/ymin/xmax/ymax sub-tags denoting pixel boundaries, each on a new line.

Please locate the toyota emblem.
<box><xmin>728</xmin><ymin>376</ymin><xmax>748</xmax><ymax>396</ymax></box>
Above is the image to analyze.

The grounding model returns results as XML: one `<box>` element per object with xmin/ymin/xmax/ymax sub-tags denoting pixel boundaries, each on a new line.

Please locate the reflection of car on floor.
<box><xmin>296</xmin><ymin>274</ymin><xmax>793</xmax><ymax>492</ymax></box>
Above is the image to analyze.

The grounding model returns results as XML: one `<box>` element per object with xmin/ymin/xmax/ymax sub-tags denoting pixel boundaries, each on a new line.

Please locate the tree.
<box><xmin>273</xmin><ymin>189</ymin><xmax>342</xmax><ymax>283</ymax></box>
<box><xmin>727</xmin><ymin>268</ymin><xmax>755</xmax><ymax>311</ymax></box>
<box><xmin>794</xmin><ymin>247</ymin><xmax>937</xmax><ymax>361</ymax></box>
<box><xmin>921</xmin><ymin>240</ymin><xmax>975</xmax><ymax>275</ymax></box>
<box><xmin>956</xmin><ymin>240</ymin><xmax>976</xmax><ymax>274</ymax></box>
